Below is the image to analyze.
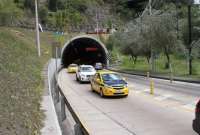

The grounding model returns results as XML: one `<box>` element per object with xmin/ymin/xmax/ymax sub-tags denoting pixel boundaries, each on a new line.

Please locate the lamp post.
<box><xmin>188</xmin><ymin>0</ymin><xmax>200</xmax><ymax>75</ymax></box>
<box><xmin>188</xmin><ymin>4</ymin><xmax>192</xmax><ymax>75</ymax></box>
<box><xmin>148</xmin><ymin>0</ymin><xmax>155</xmax><ymax>72</ymax></box>
<box><xmin>35</xmin><ymin>0</ymin><xmax>41</xmax><ymax>57</ymax></box>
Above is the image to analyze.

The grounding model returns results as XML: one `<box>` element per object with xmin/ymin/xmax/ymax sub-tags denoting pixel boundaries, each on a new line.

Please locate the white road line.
<box><xmin>182</xmin><ymin>103</ymin><xmax>195</xmax><ymax>111</ymax></box>
<box><xmin>135</xmin><ymin>91</ymin><xmax>142</xmax><ymax>94</ymax></box>
<box><xmin>144</xmin><ymin>89</ymin><xmax>150</xmax><ymax>92</ymax></box>
<box><xmin>154</xmin><ymin>94</ymin><xmax>173</xmax><ymax>101</ymax></box>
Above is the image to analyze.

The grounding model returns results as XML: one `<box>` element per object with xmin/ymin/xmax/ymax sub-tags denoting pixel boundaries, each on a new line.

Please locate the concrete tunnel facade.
<box><xmin>61</xmin><ymin>35</ymin><xmax>109</xmax><ymax>67</ymax></box>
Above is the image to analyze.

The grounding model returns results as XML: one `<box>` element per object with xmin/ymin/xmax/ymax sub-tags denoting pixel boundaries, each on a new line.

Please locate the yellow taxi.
<box><xmin>90</xmin><ymin>70</ymin><xmax>129</xmax><ymax>97</ymax></box>
<box><xmin>67</xmin><ymin>64</ymin><xmax>78</xmax><ymax>73</ymax></box>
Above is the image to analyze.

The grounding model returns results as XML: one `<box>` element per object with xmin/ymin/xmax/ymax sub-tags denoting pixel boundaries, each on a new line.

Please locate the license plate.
<box><xmin>115</xmin><ymin>90</ymin><xmax>122</xmax><ymax>93</ymax></box>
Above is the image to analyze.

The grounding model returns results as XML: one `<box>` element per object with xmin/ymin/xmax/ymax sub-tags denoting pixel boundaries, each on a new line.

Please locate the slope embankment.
<box><xmin>0</xmin><ymin>27</ymin><xmax>51</xmax><ymax>135</ymax></box>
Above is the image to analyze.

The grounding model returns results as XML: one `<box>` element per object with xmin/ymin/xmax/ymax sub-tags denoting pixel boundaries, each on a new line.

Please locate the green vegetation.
<box><xmin>107</xmin><ymin>1</ymin><xmax>200</xmax><ymax>78</ymax></box>
<box><xmin>0</xmin><ymin>0</ymin><xmax>147</xmax><ymax>30</ymax></box>
<box><xmin>0</xmin><ymin>27</ymin><xmax>52</xmax><ymax>135</ymax></box>
<box><xmin>121</xmin><ymin>55</ymin><xmax>200</xmax><ymax>79</ymax></box>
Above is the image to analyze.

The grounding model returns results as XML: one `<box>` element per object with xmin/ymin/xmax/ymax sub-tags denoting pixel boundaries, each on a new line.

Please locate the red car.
<box><xmin>193</xmin><ymin>99</ymin><xmax>200</xmax><ymax>135</ymax></box>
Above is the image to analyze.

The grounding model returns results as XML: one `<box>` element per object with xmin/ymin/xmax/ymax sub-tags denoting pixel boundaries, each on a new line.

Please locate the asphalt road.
<box><xmin>58</xmin><ymin>69</ymin><xmax>198</xmax><ymax>135</ymax></box>
<box><xmin>121</xmin><ymin>73</ymin><xmax>200</xmax><ymax>97</ymax></box>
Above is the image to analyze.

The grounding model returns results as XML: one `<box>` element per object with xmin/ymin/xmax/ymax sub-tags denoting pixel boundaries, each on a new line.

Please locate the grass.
<box><xmin>0</xmin><ymin>27</ymin><xmax>52</xmax><ymax>135</ymax></box>
<box><xmin>120</xmin><ymin>55</ymin><xmax>200</xmax><ymax>79</ymax></box>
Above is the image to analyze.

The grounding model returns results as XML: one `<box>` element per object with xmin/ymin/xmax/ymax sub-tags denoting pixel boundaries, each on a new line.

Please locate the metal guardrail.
<box><xmin>48</xmin><ymin>59</ymin><xmax>89</xmax><ymax>135</ymax></box>
<box><xmin>109</xmin><ymin>68</ymin><xmax>200</xmax><ymax>84</ymax></box>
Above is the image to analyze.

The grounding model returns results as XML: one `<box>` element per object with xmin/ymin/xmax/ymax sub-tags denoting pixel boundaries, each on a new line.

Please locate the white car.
<box><xmin>76</xmin><ymin>65</ymin><xmax>96</xmax><ymax>82</ymax></box>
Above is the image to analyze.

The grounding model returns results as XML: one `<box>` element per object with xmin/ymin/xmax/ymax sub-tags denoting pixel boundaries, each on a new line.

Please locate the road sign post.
<box><xmin>147</xmin><ymin>72</ymin><xmax>150</xmax><ymax>79</ymax></box>
<box><xmin>150</xmin><ymin>79</ymin><xmax>154</xmax><ymax>95</ymax></box>
<box><xmin>52</xmin><ymin>42</ymin><xmax>61</xmax><ymax>72</ymax></box>
<box><xmin>169</xmin><ymin>64</ymin><xmax>173</xmax><ymax>83</ymax></box>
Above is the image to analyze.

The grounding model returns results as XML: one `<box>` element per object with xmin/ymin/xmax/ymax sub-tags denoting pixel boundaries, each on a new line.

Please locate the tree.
<box><xmin>152</xmin><ymin>14</ymin><xmax>178</xmax><ymax>69</ymax></box>
<box><xmin>0</xmin><ymin>0</ymin><xmax>23</xmax><ymax>26</ymax></box>
<box><xmin>48</xmin><ymin>0</ymin><xmax>58</xmax><ymax>11</ymax></box>
<box><xmin>39</xmin><ymin>6</ymin><xmax>48</xmax><ymax>24</ymax></box>
<box><xmin>120</xmin><ymin>23</ymin><xmax>142</xmax><ymax>64</ymax></box>
<box><xmin>24</xmin><ymin>0</ymin><xmax>35</xmax><ymax>12</ymax></box>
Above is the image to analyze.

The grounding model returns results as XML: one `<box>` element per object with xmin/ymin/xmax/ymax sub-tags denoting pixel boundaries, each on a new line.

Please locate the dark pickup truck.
<box><xmin>193</xmin><ymin>99</ymin><xmax>200</xmax><ymax>135</ymax></box>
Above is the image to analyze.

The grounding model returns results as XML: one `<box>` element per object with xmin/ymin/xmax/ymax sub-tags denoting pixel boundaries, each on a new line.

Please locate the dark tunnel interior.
<box><xmin>61</xmin><ymin>37</ymin><xmax>107</xmax><ymax>67</ymax></box>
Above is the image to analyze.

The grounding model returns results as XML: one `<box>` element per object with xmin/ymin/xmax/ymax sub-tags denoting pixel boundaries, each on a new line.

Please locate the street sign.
<box><xmin>194</xmin><ymin>0</ymin><xmax>200</xmax><ymax>4</ymax></box>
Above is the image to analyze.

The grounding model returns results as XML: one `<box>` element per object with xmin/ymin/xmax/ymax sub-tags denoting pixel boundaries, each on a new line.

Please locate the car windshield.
<box><xmin>96</xmin><ymin>63</ymin><xmax>102</xmax><ymax>66</ymax></box>
<box><xmin>69</xmin><ymin>64</ymin><xmax>77</xmax><ymax>67</ymax></box>
<box><xmin>102</xmin><ymin>73</ymin><xmax>122</xmax><ymax>81</ymax></box>
<box><xmin>80</xmin><ymin>67</ymin><xmax>94</xmax><ymax>72</ymax></box>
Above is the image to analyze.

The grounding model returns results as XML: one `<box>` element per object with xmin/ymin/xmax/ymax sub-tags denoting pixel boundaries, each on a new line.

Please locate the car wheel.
<box><xmin>79</xmin><ymin>77</ymin><xmax>83</xmax><ymax>84</ymax></box>
<box><xmin>100</xmin><ymin>89</ymin><xmax>104</xmax><ymax>97</ymax></box>
<box><xmin>124</xmin><ymin>95</ymin><xmax>128</xmax><ymax>98</ymax></box>
<box><xmin>79</xmin><ymin>80</ymin><xmax>82</xmax><ymax>84</ymax></box>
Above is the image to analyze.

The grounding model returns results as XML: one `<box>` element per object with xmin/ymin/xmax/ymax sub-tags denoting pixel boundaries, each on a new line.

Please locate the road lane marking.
<box><xmin>182</xmin><ymin>102</ymin><xmax>196</xmax><ymax>112</ymax></box>
<box><xmin>135</xmin><ymin>91</ymin><xmax>142</xmax><ymax>94</ymax></box>
<box><xmin>134</xmin><ymin>88</ymin><xmax>196</xmax><ymax>113</ymax></box>
<box><xmin>154</xmin><ymin>94</ymin><xmax>173</xmax><ymax>101</ymax></box>
<box><xmin>144</xmin><ymin>89</ymin><xmax>150</xmax><ymax>92</ymax></box>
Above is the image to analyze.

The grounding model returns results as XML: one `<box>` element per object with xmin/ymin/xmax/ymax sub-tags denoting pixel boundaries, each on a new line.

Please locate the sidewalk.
<box><xmin>40</xmin><ymin>63</ymin><xmax>62</xmax><ymax>135</ymax></box>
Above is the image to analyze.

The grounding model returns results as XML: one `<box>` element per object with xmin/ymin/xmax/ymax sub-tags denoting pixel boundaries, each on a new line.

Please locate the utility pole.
<box><xmin>149</xmin><ymin>0</ymin><xmax>152</xmax><ymax>15</ymax></box>
<box><xmin>175</xmin><ymin>1</ymin><xmax>179</xmax><ymax>39</ymax></box>
<box><xmin>188</xmin><ymin>4</ymin><xmax>192</xmax><ymax>75</ymax></box>
<box><xmin>35</xmin><ymin>0</ymin><xmax>41</xmax><ymax>57</ymax></box>
<box><xmin>96</xmin><ymin>8</ymin><xmax>99</xmax><ymax>39</ymax></box>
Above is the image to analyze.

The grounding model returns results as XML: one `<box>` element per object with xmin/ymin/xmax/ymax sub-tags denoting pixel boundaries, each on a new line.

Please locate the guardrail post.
<box><xmin>147</xmin><ymin>72</ymin><xmax>150</xmax><ymax>79</ymax></box>
<box><xmin>74</xmin><ymin>124</ymin><xmax>83</xmax><ymax>135</ymax></box>
<box><xmin>51</xmin><ymin>77</ymin><xmax>55</xmax><ymax>97</ymax></box>
<box><xmin>55</xmin><ymin>84</ymin><xmax>60</xmax><ymax>103</ymax></box>
<box><xmin>61</xmin><ymin>95</ymin><xmax>66</xmax><ymax>121</ymax></box>
<box><xmin>169</xmin><ymin>63</ymin><xmax>173</xmax><ymax>83</ymax></box>
<box><xmin>52</xmin><ymin>74</ymin><xmax>57</xmax><ymax>98</ymax></box>
<box><xmin>170</xmin><ymin>73</ymin><xmax>173</xmax><ymax>83</ymax></box>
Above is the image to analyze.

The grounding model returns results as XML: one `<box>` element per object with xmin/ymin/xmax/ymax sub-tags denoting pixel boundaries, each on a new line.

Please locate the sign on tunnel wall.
<box><xmin>86</xmin><ymin>47</ymin><xmax>98</xmax><ymax>52</ymax></box>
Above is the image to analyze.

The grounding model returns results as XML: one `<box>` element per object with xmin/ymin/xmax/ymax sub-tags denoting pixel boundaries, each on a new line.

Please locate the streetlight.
<box><xmin>35</xmin><ymin>0</ymin><xmax>41</xmax><ymax>57</ymax></box>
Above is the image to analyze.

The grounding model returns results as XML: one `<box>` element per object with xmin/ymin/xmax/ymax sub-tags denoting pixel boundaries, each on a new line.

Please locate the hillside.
<box><xmin>0</xmin><ymin>0</ymin><xmax>147</xmax><ymax>31</ymax></box>
<box><xmin>0</xmin><ymin>27</ymin><xmax>52</xmax><ymax>135</ymax></box>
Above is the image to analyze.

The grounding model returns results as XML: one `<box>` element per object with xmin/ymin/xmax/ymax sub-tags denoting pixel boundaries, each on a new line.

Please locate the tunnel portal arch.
<box><xmin>61</xmin><ymin>35</ymin><xmax>109</xmax><ymax>67</ymax></box>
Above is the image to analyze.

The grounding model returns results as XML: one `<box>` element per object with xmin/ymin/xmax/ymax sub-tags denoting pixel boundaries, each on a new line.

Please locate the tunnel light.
<box><xmin>86</xmin><ymin>48</ymin><xmax>98</xmax><ymax>52</ymax></box>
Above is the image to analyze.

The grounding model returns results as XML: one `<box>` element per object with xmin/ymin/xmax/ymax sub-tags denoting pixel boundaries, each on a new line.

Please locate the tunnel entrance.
<box><xmin>61</xmin><ymin>36</ymin><xmax>108</xmax><ymax>67</ymax></box>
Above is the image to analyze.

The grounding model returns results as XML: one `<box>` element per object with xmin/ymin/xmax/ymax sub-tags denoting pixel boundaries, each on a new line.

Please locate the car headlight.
<box><xmin>104</xmin><ymin>84</ymin><xmax>113</xmax><ymax>88</ymax></box>
<box><xmin>80</xmin><ymin>74</ymin><xmax>85</xmax><ymax>77</ymax></box>
<box><xmin>124</xmin><ymin>83</ymin><xmax>128</xmax><ymax>88</ymax></box>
